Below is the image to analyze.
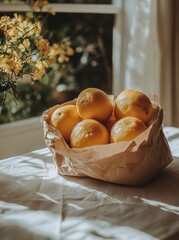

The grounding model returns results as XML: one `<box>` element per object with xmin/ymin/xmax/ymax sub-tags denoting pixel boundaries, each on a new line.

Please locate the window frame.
<box><xmin>0</xmin><ymin>0</ymin><xmax>124</xmax><ymax>158</ymax></box>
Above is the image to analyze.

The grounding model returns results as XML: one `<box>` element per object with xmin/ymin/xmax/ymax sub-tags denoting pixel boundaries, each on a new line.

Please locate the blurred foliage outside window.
<box><xmin>0</xmin><ymin>0</ymin><xmax>113</xmax><ymax>124</ymax></box>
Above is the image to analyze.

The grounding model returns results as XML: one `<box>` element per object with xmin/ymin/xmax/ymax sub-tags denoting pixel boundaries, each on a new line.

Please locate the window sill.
<box><xmin>0</xmin><ymin>117</ymin><xmax>46</xmax><ymax>159</ymax></box>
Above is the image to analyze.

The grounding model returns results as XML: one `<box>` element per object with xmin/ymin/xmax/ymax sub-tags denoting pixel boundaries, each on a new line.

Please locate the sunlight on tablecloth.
<box><xmin>0</xmin><ymin>127</ymin><xmax>179</xmax><ymax>240</ymax></box>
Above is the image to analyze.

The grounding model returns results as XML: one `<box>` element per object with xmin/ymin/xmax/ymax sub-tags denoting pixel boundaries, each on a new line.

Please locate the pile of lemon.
<box><xmin>48</xmin><ymin>88</ymin><xmax>154</xmax><ymax>148</ymax></box>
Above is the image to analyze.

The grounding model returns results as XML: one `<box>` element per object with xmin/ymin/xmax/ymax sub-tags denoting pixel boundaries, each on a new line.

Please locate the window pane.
<box><xmin>0</xmin><ymin>12</ymin><xmax>113</xmax><ymax>124</ymax></box>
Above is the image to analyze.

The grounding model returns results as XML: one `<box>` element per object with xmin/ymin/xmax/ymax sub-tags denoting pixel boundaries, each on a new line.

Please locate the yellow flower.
<box><xmin>48</xmin><ymin>58</ymin><xmax>56</xmax><ymax>64</ymax></box>
<box><xmin>0</xmin><ymin>16</ymin><xmax>10</xmax><ymax>30</ymax></box>
<box><xmin>35</xmin><ymin>60</ymin><xmax>48</xmax><ymax>70</ymax></box>
<box><xmin>23</xmin><ymin>39</ymin><xmax>30</xmax><ymax>48</ymax></box>
<box><xmin>0</xmin><ymin>11</ymin><xmax>73</xmax><ymax>106</ymax></box>
<box><xmin>49</xmin><ymin>43</ymin><xmax>60</xmax><ymax>57</ymax></box>
<box><xmin>0</xmin><ymin>57</ymin><xmax>15</xmax><ymax>75</ymax></box>
<box><xmin>36</xmin><ymin>38</ymin><xmax>50</xmax><ymax>55</ymax></box>
<box><xmin>66</xmin><ymin>47</ymin><xmax>74</xmax><ymax>56</ymax></box>
<box><xmin>47</xmin><ymin>7</ymin><xmax>56</xmax><ymax>16</ymax></box>
<box><xmin>35</xmin><ymin>69</ymin><xmax>44</xmax><ymax>80</ymax></box>
<box><xmin>12</xmin><ymin>51</ymin><xmax>23</xmax><ymax>75</ymax></box>
<box><xmin>19</xmin><ymin>39</ymin><xmax>31</xmax><ymax>52</ymax></box>
<box><xmin>13</xmin><ymin>13</ymin><xmax>23</xmax><ymax>23</ymax></box>
<box><xmin>0</xmin><ymin>52</ymin><xmax>22</xmax><ymax>76</ymax></box>
<box><xmin>26</xmin><ymin>57</ymin><xmax>31</xmax><ymax>64</ymax></box>
<box><xmin>32</xmin><ymin>69</ymin><xmax>45</xmax><ymax>80</ymax></box>
<box><xmin>0</xmin><ymin>53</ymin><xmax>22</xmax><ymax>75</ymax></box>
<box><xmin>18</xmin><ymin>44</ymin><xmax>26</xmax><ymax>52</ymax></box>
<box><xmin>34</xmin><ymin>22</ymin><xmax>41</xmax><ymax>35</ymax></box>
<box><xmin>32</xmin><ymin>0</ymin><xmax>49</xmax><ymax>10</ymax></box>
<box><xmin>58</xmin><ymin>55</ymin><xmax>70</xmax><ymax>63</ymax></box>
<box><xmin>32</xmin><ymin>60</ymin><xmax>48</xmax><ymax>80</ymax></box>
<box><xmin>32</xmin><ymin>0</ymin><xmax>56</xmax><ymax>15</ymax></box>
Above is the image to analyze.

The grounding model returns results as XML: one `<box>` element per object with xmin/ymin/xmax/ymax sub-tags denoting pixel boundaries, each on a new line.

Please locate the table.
<box><xmin>0</xmin><ymin>126</ymin><xmax>179</xmax><ymax>240</ymax></box>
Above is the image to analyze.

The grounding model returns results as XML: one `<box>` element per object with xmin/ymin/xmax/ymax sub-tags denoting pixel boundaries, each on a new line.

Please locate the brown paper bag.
<box><xmin>41</xmin><ymin>98</ymin><xmax>173</xmax><ymax>186</ymax></box>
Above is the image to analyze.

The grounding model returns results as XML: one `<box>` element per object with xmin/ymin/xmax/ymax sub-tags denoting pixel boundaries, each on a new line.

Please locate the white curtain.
<box><xmin>124</xmin><ymin>0</ymin><xmax>177</xmax><ymax>126</ymax></box>
<box><xmin>172</xmin><ymin>0</ymin><xmax>179</xmax><ymax>127</ymax></box>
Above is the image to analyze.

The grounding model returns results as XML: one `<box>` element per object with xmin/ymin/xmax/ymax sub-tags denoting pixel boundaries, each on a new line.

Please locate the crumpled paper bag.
<box><xmin>41</xmin><ymin>98</ymin><xmax>173</xmax><ymax>186</ymax></box>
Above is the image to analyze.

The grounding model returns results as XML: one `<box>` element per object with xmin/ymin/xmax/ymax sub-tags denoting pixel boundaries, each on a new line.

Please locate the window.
<box><xmin>0</xmin><ymin>0</ymin><xmax>122</xmax><ymax>157</ymax></box>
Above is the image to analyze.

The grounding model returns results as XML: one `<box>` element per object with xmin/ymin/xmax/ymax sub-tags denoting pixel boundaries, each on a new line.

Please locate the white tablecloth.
<box><xmin>0</xmin><ymin>126</ymin><xmax>179</xmax><ymax>240</ymax></box>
